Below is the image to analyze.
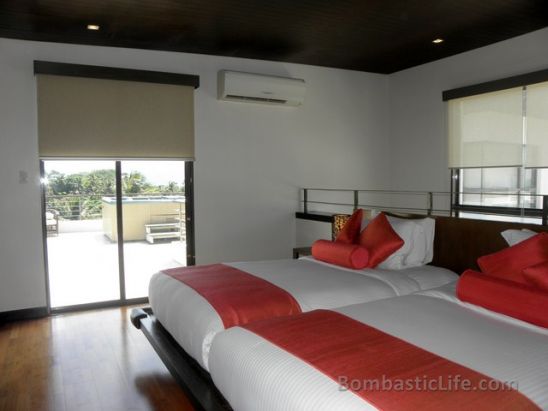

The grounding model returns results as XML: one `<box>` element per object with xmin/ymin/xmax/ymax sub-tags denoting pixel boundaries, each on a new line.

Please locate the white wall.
<box><xmin>0</xmin><ymin>38</ymin><xmax>391</xmax><ymax>312</ymax></box>
<box><xmin>389</xmin><ymin>27</ymin><xmax>548</xmax><ymax>192</ymax></box>
<box><xmin>295</xmin><ymin>220</ymin><xmax>332</xmax><ymax>248</ymax></box>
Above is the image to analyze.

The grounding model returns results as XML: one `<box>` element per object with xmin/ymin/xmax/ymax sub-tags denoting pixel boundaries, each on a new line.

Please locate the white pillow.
<box><xmin>382</xmin><ymin>216</ymin><xmax>436</xmax><ymax>268</ymax></box>
<box><xmin>377</xmin><ymin>218</ymin><xmax>415</xmax><ymax>270</ymax></box>
<box><xmin>501</xmin><ymin>229</ymin><xmax>537</xmax><ymax>246</ymax></box>
<box><xmin>404</xmin><ymin>223</ymin><xmax>427</xmax><ymax>267</ymax></box>
<box><xmin>360</xmin><ymin>217</ymin><xmax>370</xmax><ymax>232</ymax></box>
<box><xmin>417</xmin><ymin>217</ymin><xmax>436</xmax><ymax>265</ymax></box>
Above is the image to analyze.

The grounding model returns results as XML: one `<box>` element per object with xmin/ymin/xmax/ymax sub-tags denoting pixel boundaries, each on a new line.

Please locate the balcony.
<box><xmin>45</xmin><ymin>193</ymin><xmax>186</xmax><ymax>308</ymax></box>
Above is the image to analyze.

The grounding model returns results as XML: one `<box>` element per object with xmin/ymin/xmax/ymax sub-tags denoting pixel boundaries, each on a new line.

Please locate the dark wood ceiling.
<box><xmin>0</xmin><ymin>0</ymin><xmax>547</xmax><ymax>73</ymax></box>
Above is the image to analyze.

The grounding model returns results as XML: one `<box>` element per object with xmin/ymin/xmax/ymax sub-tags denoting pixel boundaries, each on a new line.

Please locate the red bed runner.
<box><xmin>243</xmin><ymin>310</ymin><xmax>539</xmax><ymax>411</ymax></box>
<box><xmin>162</xmin><ymin>264</ymin><xmax>301</xmax><ymax>328</ymax></box>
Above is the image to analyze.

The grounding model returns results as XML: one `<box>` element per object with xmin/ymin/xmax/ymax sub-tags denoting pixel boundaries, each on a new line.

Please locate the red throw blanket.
<box><xmin>162</xmin><ymin>264</ymin><xmax>301</xmax><ymax>328</ymax></box>
<box><xmin>244</xmin><ymin>310</ymin><xmax>539</xmax><ymax>411</ymax></box>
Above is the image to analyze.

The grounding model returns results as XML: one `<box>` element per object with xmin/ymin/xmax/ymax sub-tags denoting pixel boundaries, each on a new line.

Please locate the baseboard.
<box><xmin>0</xmin><ymin>306</ymin><xmax>49</xmax><ymax>324</ymax></box>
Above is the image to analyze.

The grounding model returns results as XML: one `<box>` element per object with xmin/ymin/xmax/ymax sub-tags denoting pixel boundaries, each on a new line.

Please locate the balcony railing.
<box><xmin>46</xmin><ymin>192</ymin><xmax>185</xmax><ymax>221</ymax></box>
<box><xmin>299</xmin><ymin>188</ymin><xmax>548</xmax><ymax>225</ymax></box>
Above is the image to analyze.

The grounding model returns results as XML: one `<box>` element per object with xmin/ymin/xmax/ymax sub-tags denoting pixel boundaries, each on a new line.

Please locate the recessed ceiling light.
<box><xmin>87</xmin><ymin>24</ymin><xmax>100</xmax><ymax>31</ymax></box>
<box><xmin>432</xmin><ymin>38</ymin><xmax>444</xmax><ymax>44</ymax></box>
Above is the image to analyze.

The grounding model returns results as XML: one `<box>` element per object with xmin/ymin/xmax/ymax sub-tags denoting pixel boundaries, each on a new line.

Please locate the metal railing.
<box><xmin>46</xmin><ymin>192</ymin><xmax>185</xmax><ymax>221</ymax></box>
<box><xmin>300</xmin><ymin>188</ymin><xmax>548</xmax><ymax>225</ymax></box>
<box><xmin>301</xmin><ymin>188</ymin><xmax>450</xmax><ymax>216</ymax></box>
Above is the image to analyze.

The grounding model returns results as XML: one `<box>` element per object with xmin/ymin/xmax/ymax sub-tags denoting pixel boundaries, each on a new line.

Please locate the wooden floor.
<box><xmin>0</xmin><ymin>306</ymin><xmax>195</xmax><ymax>411</ymax></box>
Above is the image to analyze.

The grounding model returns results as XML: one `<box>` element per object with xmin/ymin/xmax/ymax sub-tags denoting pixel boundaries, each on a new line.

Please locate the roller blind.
<box><xmin>447</xmin><ymin>87</ymin><xmax>523</xmax><ymax>168</ymax></box>
<box><xmin>37</xmin><ymin>74</ymin><xmax>195</xmax><ymax>159</ymax></box>
<box><xmin>526</xmin><ymin>82</ymin><xmax>548</xmax><ymax>168</ymax></box>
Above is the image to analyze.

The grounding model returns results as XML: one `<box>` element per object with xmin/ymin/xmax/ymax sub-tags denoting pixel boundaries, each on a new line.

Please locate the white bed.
<box><xmin>149</xmin><ymin>256</ymin><xmax>457</xmax><ymax>370</ymax></box>
<box><xmin>209</xmin><ymin>283</ymin><xmax>548</xmax><ymax>411</ymax></box>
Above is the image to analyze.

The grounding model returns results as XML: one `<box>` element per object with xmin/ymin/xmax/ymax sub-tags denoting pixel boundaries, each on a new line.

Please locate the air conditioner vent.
<box><xmin>225</xmin><ymin>94</ymin><xmax>288</xmax><ymax>104</ymax></box>
<box><xmin>218</xmin><ymin>71</ymin><xmax>305</xmax><ymax>107</ymax></box>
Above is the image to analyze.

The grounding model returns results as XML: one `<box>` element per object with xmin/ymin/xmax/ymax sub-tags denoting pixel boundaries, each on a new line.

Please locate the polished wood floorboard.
<box><xmin>0</xmin><ymin>306</ymin><xmax>195</xmax><ymax>411</ymax></box>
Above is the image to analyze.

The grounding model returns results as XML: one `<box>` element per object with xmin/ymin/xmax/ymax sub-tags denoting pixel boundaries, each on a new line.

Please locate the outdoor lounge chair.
<box><xmin>45</xmin><ymin>209</ymin><xmax>59</xmax><ymax>236</ymax></box>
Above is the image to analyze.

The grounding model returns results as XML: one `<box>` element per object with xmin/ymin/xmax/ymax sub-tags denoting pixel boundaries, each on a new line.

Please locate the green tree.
<box><xmin>122</xmin><ymin>171</ymin><xmax>152</xmax><ymax>194</ymax></box>
<box><xmin>46</xmin><ymin>169</ymin><xmax>183</xmax><ymax>220</ymax></box>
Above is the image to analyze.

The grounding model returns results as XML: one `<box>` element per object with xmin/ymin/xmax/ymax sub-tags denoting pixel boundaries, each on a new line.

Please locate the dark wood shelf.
<box><xmin>292</xmin><ymin>247</ymin><xmax>312</xmax><ymax>259</ymax></box>
<box><xmin>295</xmin><ymin>212</ymin><xmax>334</xmax><ymax>223</ymax></box>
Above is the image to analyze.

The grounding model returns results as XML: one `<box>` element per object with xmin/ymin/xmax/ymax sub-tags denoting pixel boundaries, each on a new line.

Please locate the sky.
<box><xmin>44</xmin><ymin>160</ymin><xmax>185</xmax><ymax>185</ymax></box>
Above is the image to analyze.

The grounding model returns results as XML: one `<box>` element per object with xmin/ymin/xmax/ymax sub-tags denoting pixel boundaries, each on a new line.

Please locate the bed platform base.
<box><xmin>130</xmin><ymin>308</ymin><xmax>232</xmax><ymax>411</ymax></box>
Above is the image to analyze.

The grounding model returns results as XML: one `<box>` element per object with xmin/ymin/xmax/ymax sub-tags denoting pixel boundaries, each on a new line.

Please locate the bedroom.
<box><xmin>0</xmin><ymin>1</ymin><xmax>548</xmax><ymax>410</ymax></box>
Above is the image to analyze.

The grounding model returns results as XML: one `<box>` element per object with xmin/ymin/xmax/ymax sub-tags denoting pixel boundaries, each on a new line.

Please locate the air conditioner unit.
<box><xmin>218</xmin><ymin>70</ymin><xmax>305</xmax><ymax>106</ymax></box>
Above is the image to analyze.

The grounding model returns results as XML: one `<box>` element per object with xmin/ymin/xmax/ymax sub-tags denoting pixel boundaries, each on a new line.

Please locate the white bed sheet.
<box><xmin>209</xmin><ymin>284</ymin><xmax>548</xmax><ymax>411</ymax></box>
<box><xmin>148</xmin><ymin>257</ymin><xmax>457</xmax><ymax>370</ymax></box>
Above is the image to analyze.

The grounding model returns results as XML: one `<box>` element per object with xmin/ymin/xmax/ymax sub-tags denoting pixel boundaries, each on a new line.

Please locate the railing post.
<box><xmin>427</xmin><ymin>192</ymin><xmax>433</xmax><ymax>216</ymax></box>
<box><xmin>451</xmin><ymin>169</ymin><xmax>460</xmax><ymax>218</ymax></box>
<box><xmin>543</xmin><ymin>195</ymin><xmax>548</xmax><ymax>226</ymax></box>
<box><xmin>303</xmin><ymin>189</ymin><xmax>308</xmax><ymax>214</ymax></box>
<box><xmin>449</xmin><ymin>171</ymin><xmax>454</xmax><ymax>217</ymax></box>
<box><xmin>353</xmin><ymin>190</ymin><xmax>359</xmax><ymax>211</ymax></box>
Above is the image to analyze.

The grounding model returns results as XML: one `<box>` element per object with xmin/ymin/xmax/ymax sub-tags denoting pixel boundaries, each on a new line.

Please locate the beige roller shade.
<box><xmin>447</xmin><ymin>87</ymin><xmax>523</xmax><ymax>168</ymax></box>
<box><xmin>37</xmin><ymin>74</ymin><xmax>194</xmax><ymax>159</ymax></box>
<box><xmin>526</xmin><ymin>81</ymin><xmax>548</xmax><ymax>168</ymax></box>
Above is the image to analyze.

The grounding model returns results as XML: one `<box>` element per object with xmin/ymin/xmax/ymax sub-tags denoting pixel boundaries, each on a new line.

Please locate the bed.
<box><xmin>149</xmin><ymin>257</ymin><xmax>457</xmax><ymax>370</ymax></box>
<box><xmin>132</xmin><ymin>216</ymin><xmax>548</xmax><ymax>411</ymax></box>
<box><xmin>208</xmin><ymin>283</ymin><xmax>548</xmax><ymax>411</ymax></box>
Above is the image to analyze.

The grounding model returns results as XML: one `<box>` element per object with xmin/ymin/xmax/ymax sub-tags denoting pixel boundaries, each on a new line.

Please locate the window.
<box><xmin>445</xmin><ymin>72</ymin><xmax>548</xmax><ymax>222</ymax></box>
<box><xmin>460</xmin><ymin>167</ymin><xmax>548</xmax><ymax>209</ymax></box>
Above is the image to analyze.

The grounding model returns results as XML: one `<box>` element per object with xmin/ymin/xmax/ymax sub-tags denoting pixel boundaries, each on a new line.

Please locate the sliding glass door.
<box><xmin>42</xmin><ymin>159</ymin><xmax>190</xmax><ymax>310</ymax></box>
<box><xmin>121</xmin><ymin>161</ymin><xmax>186</xmax><ymax>299</ymax></box>
<box><xmin>43</xmin><ymin>161</ymin><xmax>121</xmax><ymax>307</ymax></box>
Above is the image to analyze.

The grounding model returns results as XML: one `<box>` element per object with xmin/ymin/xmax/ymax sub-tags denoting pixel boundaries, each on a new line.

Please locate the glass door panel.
<box><xmin>121</xmin><ymin>161</ymin><xmax>187</xmax><ymax>299</ymax></box>
<box><xmin>44</xmin><ymin>160</ymin><xmax>120</xmax><ymax>308</ymax></box>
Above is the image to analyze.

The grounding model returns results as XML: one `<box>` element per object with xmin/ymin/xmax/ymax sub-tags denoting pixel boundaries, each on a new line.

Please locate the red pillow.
<box><xmin>336</xmin><ymin>209</ymin><xmax>364</xmax><ymax>244</ymax></box>
<box><xmin>312</xmin><ymin>240</ymin><xmax>369</xmax><ymax>269</ymax></box>
<box><xmin>477</xmin><ymin>232</ymin><xmax>548</xmax><ymax>284</ymax></box>
<box><xmin>457</xmin><ymin>269</ymin><xmax>548</xmax><ymax>328</ymax></box>
<box><xmin>523</xmin><ymin>261</ymin><xmax>548</xmax><ymax>292</ymax></box>
<box><xmin>358</xmin><ymin>213</ymin><xmax>404</xmax><ymax>268</ymax></box>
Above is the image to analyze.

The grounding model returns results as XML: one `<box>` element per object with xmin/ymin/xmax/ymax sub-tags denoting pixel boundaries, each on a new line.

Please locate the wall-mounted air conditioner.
<box><xmin>218</xmin><ymin>70</ymin><xmax>306</xmax><ymax>106</ymax></box>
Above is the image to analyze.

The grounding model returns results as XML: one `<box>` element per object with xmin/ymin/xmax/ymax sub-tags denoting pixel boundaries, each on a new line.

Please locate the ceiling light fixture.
<box><xmin>432</xmin><ymin>38</ymin><xmax>444</xmax><ymax>44</ymax></box>
<box><xmin>87</xmin><ymin>24</ymin><xmax>100</xmax><ymax>31</ymax></box>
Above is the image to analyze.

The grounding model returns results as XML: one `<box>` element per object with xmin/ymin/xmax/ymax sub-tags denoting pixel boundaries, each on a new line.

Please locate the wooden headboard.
<box><xmin>431</xmin><ymin>217</ymin><xmax>548</xmax><ymax>274</ymax></box>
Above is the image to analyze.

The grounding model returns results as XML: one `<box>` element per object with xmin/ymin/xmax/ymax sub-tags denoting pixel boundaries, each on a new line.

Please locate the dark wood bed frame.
<box><xmin>130</xmin><ymin>307</ymin><xmax>232</xmax><ymax>411</ymax></box>
<box><xmin>131</xmin><ymin>216</ymin><xmax>548</xmax><ymax>411</ymax></box>
<box><xmin>430</xmin><ymin>216</ymin><xmax>548</xmax><ymax>273</ymax></box>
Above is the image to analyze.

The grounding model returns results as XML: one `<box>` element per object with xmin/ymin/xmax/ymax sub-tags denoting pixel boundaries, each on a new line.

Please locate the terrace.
<box><xmin>46</xmin><ymin>194</ymin><xmax>186</xmax><ymax>308</ymax></box>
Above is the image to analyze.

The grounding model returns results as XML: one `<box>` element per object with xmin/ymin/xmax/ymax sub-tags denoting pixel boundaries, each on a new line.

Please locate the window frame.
<box><xmin>450</xmin><ymin>169</ymin><xmax>548</xmax><ymax>224</ymax></box>
<box><xmin>444</xmin><ymin>67</ymin><xmax>548</xmax><ymax>225</ymax></box>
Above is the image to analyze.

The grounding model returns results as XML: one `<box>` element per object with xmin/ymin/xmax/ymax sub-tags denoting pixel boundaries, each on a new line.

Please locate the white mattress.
<box><xmin>209</xmin><ymin>283</ymin><xmax>548</xmax><ymax>411</ymax></box>
<box><xmin>148</xmin><ymin>257</ymin><xmax>457</xmax><ymax>370</ymax></box>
